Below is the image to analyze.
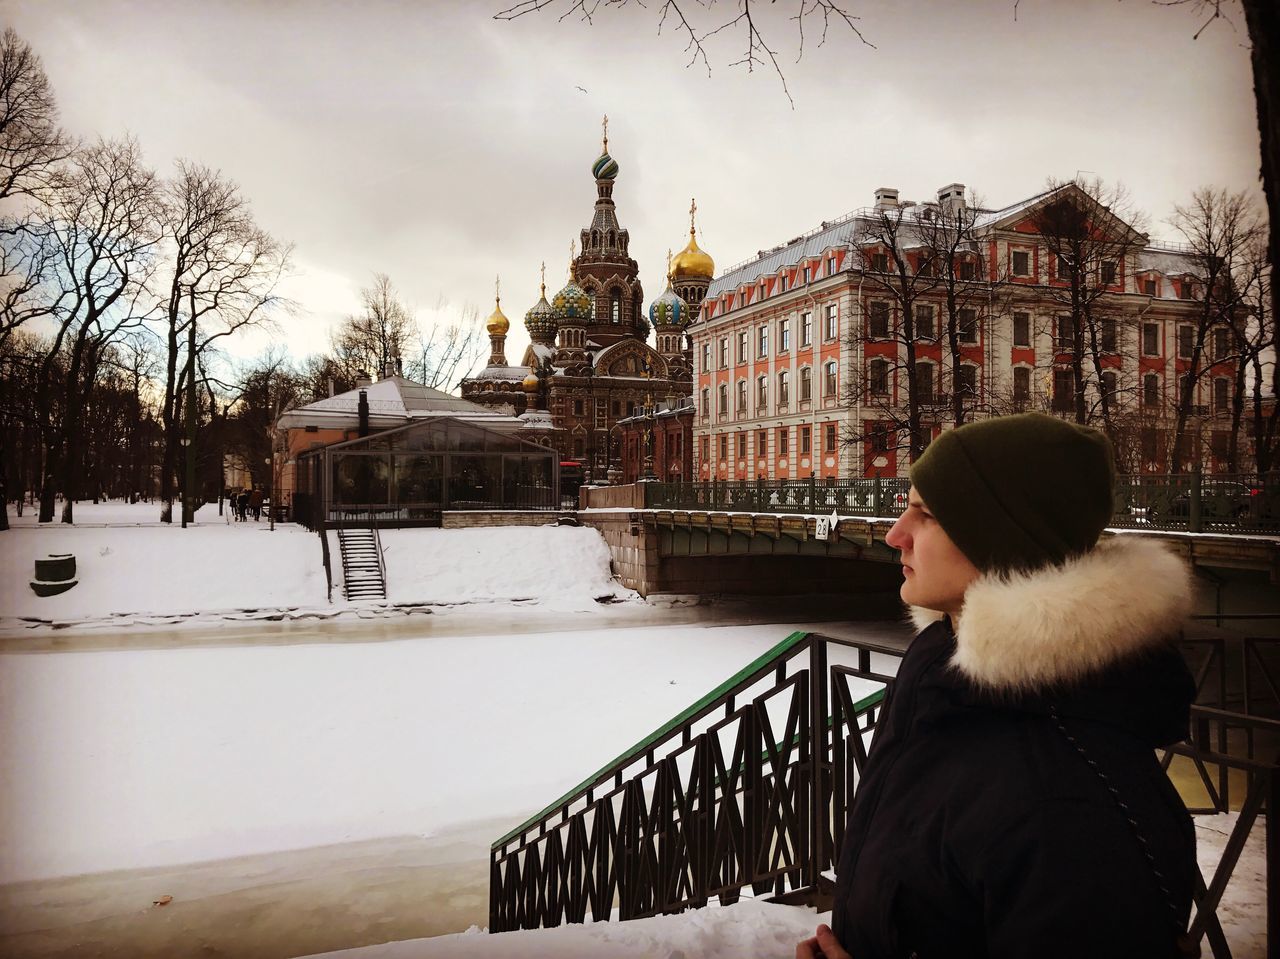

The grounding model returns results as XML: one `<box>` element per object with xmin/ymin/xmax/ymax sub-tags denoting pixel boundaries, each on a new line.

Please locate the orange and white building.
<box><xmin>691</xmin><ymin>181</ymin><xmax>1240</xmax><ymax>480</ymax></box>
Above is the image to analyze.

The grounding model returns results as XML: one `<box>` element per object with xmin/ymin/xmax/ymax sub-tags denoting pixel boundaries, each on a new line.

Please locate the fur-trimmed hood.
<box><xmin>910</xmin><ymin>536</ymin><xmax>1193</xmax><ymax>694</ymax></box>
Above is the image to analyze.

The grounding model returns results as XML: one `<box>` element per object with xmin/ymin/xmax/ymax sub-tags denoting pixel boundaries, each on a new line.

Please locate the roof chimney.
<box><xmin>357</xmin><ymin>389</ymin><xmax>370</xmax><ymax>437</ymax></box>
<box><xmin>874</xmin><ymin>187</ymin><xmax>899</xmax><ymax>210</ymax></box>
<box><xmin>355</xmin><ymin>369</ymin><xmax>372</xmax><ymax>388</ymax></box>
<box><xmin>937</xmin><ymin>183</ymin><xmax>967</xmax><ymax>216</ymax></box>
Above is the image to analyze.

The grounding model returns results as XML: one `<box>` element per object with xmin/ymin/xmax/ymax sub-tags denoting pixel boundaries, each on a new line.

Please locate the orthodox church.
<box><xmin>460</xmin><ymin>120</ymin><xmax>714</xmax><ymax>480</ymax></box>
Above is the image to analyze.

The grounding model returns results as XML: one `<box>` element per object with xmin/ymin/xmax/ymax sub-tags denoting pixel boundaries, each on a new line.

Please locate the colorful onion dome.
<box><xmin>551</xmin><ymin>277</ymin><xmax>593</xmax><ymax>324</ymax></box>
<box><xmin>592</xmin><ymin>150</ymin><xmax>619</xmax><ymax>180</ymax></box>
<box><xmin>524</xmin><ymin>278</ymin><xmax>557</xmax><ymax>341</ymax></box>
<box><xmin>648</xmin><ymin>276</ymin><xmax>687</xmax><ymax>329</ymax></box>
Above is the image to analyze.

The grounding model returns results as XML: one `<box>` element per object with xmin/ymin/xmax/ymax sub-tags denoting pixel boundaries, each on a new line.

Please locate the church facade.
<box><xmin>461</xmin><ymin>123</ymin><xmax>714</xmax><ymax>481</ymax></box>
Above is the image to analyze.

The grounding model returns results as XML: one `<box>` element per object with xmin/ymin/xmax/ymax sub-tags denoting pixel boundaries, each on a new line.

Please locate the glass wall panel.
<box><xmin>448</xmin><ymin>454</ymin><xmax>502</xmax><ymax>508</ymax></box>
<box><xmin>332</xmin><ymin>454</ymin><xmax>391</xmax><ymax>507</ymax></box>
<box><xmin>402</xmin><ymin>425</ymin><xmax>448</xmax><ymax>452</ymax></box>
<box><xmin>448</xmin><ymin>423</ymin><xmax>486</xmax><ymax>452</ymax></box>
<box><xmin>393</xmin><ymin>454</ymin><xmax>443</xmax><ymax>510</ymax></box>
<box><xmin>503</xmin><ymin>455</ymin><xmax>555</xmax><ymax>509</ymax></box>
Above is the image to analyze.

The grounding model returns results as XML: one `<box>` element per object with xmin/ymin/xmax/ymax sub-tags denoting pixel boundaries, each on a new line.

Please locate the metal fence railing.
<box><xmin>641</xmin><ymin>472</ymin><xmax>1280</xmax><ymax>535</ymax></box>
<box><xmin>490</xmin><ymin>631</ymin><xmax>1272</xmax><ymax>955</ymax></box>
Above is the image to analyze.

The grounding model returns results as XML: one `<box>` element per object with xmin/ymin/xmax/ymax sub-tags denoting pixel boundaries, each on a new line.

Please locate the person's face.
<box><xmin>884</xmin><ymin>487</ymin><xmax>980</xmax><ymax>615</ymax></box>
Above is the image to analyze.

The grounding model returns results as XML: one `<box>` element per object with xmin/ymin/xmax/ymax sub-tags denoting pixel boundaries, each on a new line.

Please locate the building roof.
<box><xmin>279</xmin><ymin>374</ymin><xmax>521</xmax><ymax>431</ymax></box>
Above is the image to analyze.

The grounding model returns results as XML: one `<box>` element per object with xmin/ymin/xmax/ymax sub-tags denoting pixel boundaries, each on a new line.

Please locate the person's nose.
<box><xmin>885</xmin><ymin>514</ymin><xmax>909</xmax><ymax>551</ymax></box>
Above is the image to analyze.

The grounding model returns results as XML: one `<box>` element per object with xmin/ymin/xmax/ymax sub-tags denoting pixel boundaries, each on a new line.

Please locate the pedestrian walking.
<box><xmin>249</xmin><ymin>487</ymin><xmax>263</xmax><ymax>522</ymax></box>
<box><xmin>800</xmin><ymin>412</ymin><xmax>1197</xmax><ymax>959</ymax></box>
<box><xmin>236</xmin><ymin>488</ymin><xmax>249</xmax><ymax>522</ymax></box>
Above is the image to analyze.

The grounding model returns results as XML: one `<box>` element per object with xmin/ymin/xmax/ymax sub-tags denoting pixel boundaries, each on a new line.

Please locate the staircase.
<box><xmin>337</xmin><ymin>525</ymin><xmax>386</xmax><ymax>601</ymax></box>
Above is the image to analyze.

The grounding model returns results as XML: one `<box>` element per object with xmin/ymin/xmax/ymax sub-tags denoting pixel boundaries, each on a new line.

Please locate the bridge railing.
<box><xmin>490</xmin><ymin>629</ymin><xmax>1273</xmax><ymax>956</ymax></box>
<box><xmin>642</xmin><ymin>472</ymin><xmax>1280</xmax><ymax>534</ymax></box>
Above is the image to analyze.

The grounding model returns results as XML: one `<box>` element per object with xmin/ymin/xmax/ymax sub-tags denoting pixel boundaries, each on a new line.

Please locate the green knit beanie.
<box><xmin>908</xmin><ymin>412</ymin><xmax>1115</xmax><ymax>573</ymax></box>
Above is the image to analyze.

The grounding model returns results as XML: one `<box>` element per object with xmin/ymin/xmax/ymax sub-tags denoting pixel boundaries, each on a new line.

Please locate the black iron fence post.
<box><xmin>1190</xmin><ymin>465</ymin><xmax>1203</xmax><ymax>534</ymax></box>
<box><xmin>808</xmin><ymin>637</ymin><xmax>830</xmax><ymax>889</ymax></box>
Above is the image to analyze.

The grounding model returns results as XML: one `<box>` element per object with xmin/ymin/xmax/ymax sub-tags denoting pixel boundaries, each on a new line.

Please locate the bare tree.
<box><xmin>156</xmin><ymin>160</ymin><xmax>291</xmax><ymax>522</ymax></box>
<box><xmin>1028</xmin><ymin>177</ymin><xmax>1147</xmax><ymax>437</ymax></box>
<box><xmin>1166</xmin><ymin>187</ymin><xmax>1262</xmax><ymax>472</ymax></box>
<box><xmin>329</xmin><ymin>272</ymin><xmax>415</xmax><ymax>383</ymax></box>
<box><xmin>1231</xmin><ymin>236</ymin><xmax>1278</xmax><ymax>473</ymax></box>
<box><xmin>843</xmin><ymin>203</ymin><xmax>942</xmax><ymax>463</ymax></box>
<box><xmin>404</xmin><ymin>296</ymin><xmax>485</xmax><ymax>391</ymax></box>
<box><xmin>34</xmin><ymin>136</ymin><xmax>161</xmax><ymax>523</ymax></box>
<box><xmin>494</xmin><ymin>0</ymin><xmax>871</xmax><ymax>106</ymax></box>
<box><xmin>0</xmin><ymin>27</ymin><xmax>71</xmax><ymax>204</ymax></box>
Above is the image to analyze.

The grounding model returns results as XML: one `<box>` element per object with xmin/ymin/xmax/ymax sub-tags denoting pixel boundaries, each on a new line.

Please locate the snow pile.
<box><xmin>301</xmin><ymin>898</ymin><xmax>825</xmax><ymax>959</ymax></box>
<box><xmin>380</xmin><ymin>526</ymin><xmax>633</xmax><ymax>611</ymax></box>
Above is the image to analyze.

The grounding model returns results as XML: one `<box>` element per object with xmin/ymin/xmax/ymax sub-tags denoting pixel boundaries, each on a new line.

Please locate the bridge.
<box><xmin>580</xmin><ymin>477</ymin><xmax>1280</xmax><ymax>600</ymax></box>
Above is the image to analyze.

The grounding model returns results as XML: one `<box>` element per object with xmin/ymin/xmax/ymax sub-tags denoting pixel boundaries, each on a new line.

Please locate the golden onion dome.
<box><xmin>486</xmin><ymin>277</ymin><xmax>509</xmax><ymax>335</ymax></box>
<box><xmin>522</xmin><ymin>370</ymin><xmax>540</xmax><ymax>392</ymax></box>
<box><xmin>486</xmin><ymin>299</ymin><xmax>509</xmax><ymax>336</ymax></box>
<box><xmin>672</xmin><ymin>229</ymin><xmax>715</xmax><ymax>280</ymax></box>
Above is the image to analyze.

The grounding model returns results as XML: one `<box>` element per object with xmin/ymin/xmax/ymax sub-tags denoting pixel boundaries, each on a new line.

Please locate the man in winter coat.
<box><xmin>798</xmin><ymin>412</ymin><xmax>1197</xmax><ymax>959</ymax></box>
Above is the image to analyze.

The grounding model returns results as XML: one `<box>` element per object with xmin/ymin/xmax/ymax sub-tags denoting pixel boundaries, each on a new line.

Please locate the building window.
<box><xmin>1056</xmin><ymin>253</ymin><xmax>1072</xmax><ymax>278</ymax></box>
<box><xmin>959</xmin><ymin>260</ymin><xmax>977</xmax><ymax>281</ymax></box>
<box><xmin>1212</xmin><ymin>327</ymin><xmax>1230</xmax><ymax>360</ymax></box>
<box><xmin>1178</xmin><ymin>325</ymin><xmax>1194</xmax><ymax>359</ymax></box>
<box><xmin>1142</xmin><ymin>323</ymin><xmax>1159</xmax><ymax>356</ymax></box>
<box><xmin>870</xmin><ymin>423</ymin><xmax>894</xmax><ymax>453</ymax></box>
<box><xmin>802</xmin><ymin>264</ymin><xmax>812</xmax><ymax>284</ymax></box>
<box><xmin>612</xmin><ymin>400</ymin><xmax>620</xmax><ymax>417</ymax></box>
<box><xmin>1101</xmin><ymin>260</ymin><xmax>1118</xmax><ymax>286</ymax></box>
<box><xmin>825</xmin><ymin>424</ymin><xmax>837</xmax><ymax>453</ymax></box>
<box><xmin>779</xmin><ymin>317</ymin><xmax>791</xmax><ymax>352</ymax></box>
<box><xmin>1213</xmin><ymin>377</ymin><xmax>1230</xmax><ymax>412</ymax></box>
<box><xmin>1012</xmin><ymin>249</ymin><xmax>1030</xmax><ymax>276</ymax></box>
<box><xmin>700</xmin><ymin>435</ymin><xmax>709</xmax><ymax>462</ymax></box>
<box><xmin>758</xmin><ymin>325</ymin><xmax>769</xmax><ymax>357</ymax></box>
<box><xmin>778</xmin><ymin>370</ymin><xmax>790</xmax><ymax>406</ymax></box>
<box><xmin>958</xmin><ymin>308</ymin><xmax>979</xmax><ymax>344</ymax></box>
<box><xmin>871</xmin><ymin>252</ymin><xmax>889</xmax><ymax>272</ymax></box>
<box><xmin>737</xmin><ymin>330</ymin><xmax>748</xmax><ymax>364</ymax></box>
<box><xmin>1180</xmin><ymin>278</ymin><xmax>1195</xmax><ymax>300</ymax></box>
<box><xmin>758</xmin><ymin>429</ymin><xmax>768</xmax><ymax>453</ymax></box>
<box><xmin>957</xmin><ymin>364</ymin><xmax>977</xmax><ymax>397</ymax></box>
<box><xmin>611</xmin><ymin>295</ymin><xmax>622</xmax><ymax>323</ymax></box>
<box><xmin>914</xmin><ymin>304</ymin><xmax>935</xmax><ymax>341</ymax></box>
<box><xmin>1013</xmin><ymin>366</ymin><xmax>1031</xmax><ymax>405</ymax></box>
<box><xmin>719</xmin><ymin>337</ymin><xmax>728</xmax><ymax>368</ymax></box>
<box><xmin>1101</xmin><ymin>317</ymin><xmax>1118</xmax><ymax>354</ymax></box>
<box><xmin>1056</xmin><ymin>315</ymin><xmax>1075</xmax><ymax>352</ymax></box>
<box><xmin>702</xmin><ymin>343</ymin><xmax>711</xmax><ymax>372</ymax></box>
<box><xmin>869</xmin><ymin>359</ymin><xmax>890</xmax><ymax>396</ymax></box>
<box><xmin>801</xmin><ymin>426</ymin><xmax>811</xmax><ymax>455</ymax></box>
<box><xmin>824</xmin><ymin>360</ymin><xmax>838</xmax><ymax>396</ymax></box>
<box><xmin>780</xmin><ymin>428</ymin><xmax>790</xmax><ymax>456</ymax></box>
<box><xmin>700</xmin><ymin>388</ymin><xmax>709</xmax><ymax>417</ymax></box>
<box><xmin>736</xmin><ymin>380</ymin><xmax>747</xmax><ymax>413</ymax></box>
<box><xmin>1141</xmin><ymin>427</ymin><xmax>1159</xmax><ymax>463</ymax></box>
<box><xmin>824</xmin><ymin>303</ymin><xmax>838</xmax><ymax>340</ymax></box>
<box><xmin>779</xmin><ymin>273</ymin><xmax>789</xmax><ymax>293</ymax></box>
<box><xmin>1013</xmin><ymin>312</ymin><xmax>1031</xmax><ymax>348</ymax></box>
<box><xmin>828</xmin><ymin>254</ymin><xmax>838</xmax><ymax>275</ymax></box>
<box><xmin>799</xmin><ymin>366</ymin><xmax>812</xmax><ymax>402</ymax></box>
<box><xmin>1101</xmin><ymin>370</ymin><xmax>1117</xmax><ymax>399</ymax></box>
<box><xmin>1143</xmin><ymin>373</ymin><xmax>1160</xmax><ymax>408</ymax></box>
<box><xmin>737</xmin><ymin>432</ymin><xmax>747</xmax><ymax>457</ymax></box>
<box><xmin>757</xmin><ymin>374</ymin><xmax>768</xmax><ymax>410</ymax></box>
<box><xmin>801</xmin><ymin>311</ymin><xmax>812</xmax><ymax>347</ymax></box>
<box><xmin>717</xmin><ymin>383</ymin><xmax>728</xmax><ymax>415</ymax></box>
<box><xmin>719</xmin><ymin>434</ymin><xmax>728</xmax><ymax>459</ymax></box>
<box><xmin>869</xmin><ymin>301</ymin><xmax>891</xmax><ymax>339</ymax></box>
<box><xmin>573</xmin><ymin>399</ymin><xmax>584</xmax><ymax>416</ymax></box>
<box><xmin>1143</xmin><ymin>278</ymin><xmax>1157</xmax><ymax>296</ymax></box>
<box><xmin>915</xmin><ymin>361</ymin><xmax>934</xmax><ymax>402</ymax></box>
<box><xmin>1053</xmin><ymin>369</ymin><xmax>1074</xmax><ymax>411</ymax></box>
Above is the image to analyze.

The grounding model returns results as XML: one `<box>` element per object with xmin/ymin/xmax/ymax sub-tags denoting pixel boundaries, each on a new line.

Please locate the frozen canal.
<box><xmin>0</xmin><ymin>605</ymin><xmax>909</xmax><ymax>959</ymax></box>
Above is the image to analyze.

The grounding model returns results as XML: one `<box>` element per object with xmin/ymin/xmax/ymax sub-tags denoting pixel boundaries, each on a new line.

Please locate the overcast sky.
<box><xmin>0</xmin><ymin>0</ymin><xmax>1261</xmax><ymax>374</ymax></box>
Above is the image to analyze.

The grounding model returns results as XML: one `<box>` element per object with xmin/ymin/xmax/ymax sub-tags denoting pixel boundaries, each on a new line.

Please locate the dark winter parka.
<box><xmin>832</xmin><ymin>537</ymin><xmax>1198</xmax><ymax>959</ymax></box>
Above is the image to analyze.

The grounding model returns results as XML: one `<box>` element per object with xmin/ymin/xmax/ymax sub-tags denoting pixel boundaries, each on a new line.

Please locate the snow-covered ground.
<box><xmin>1</xmin><ymin>501</ymin><xmax>636</xmax><ymax>631</ymax></box>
